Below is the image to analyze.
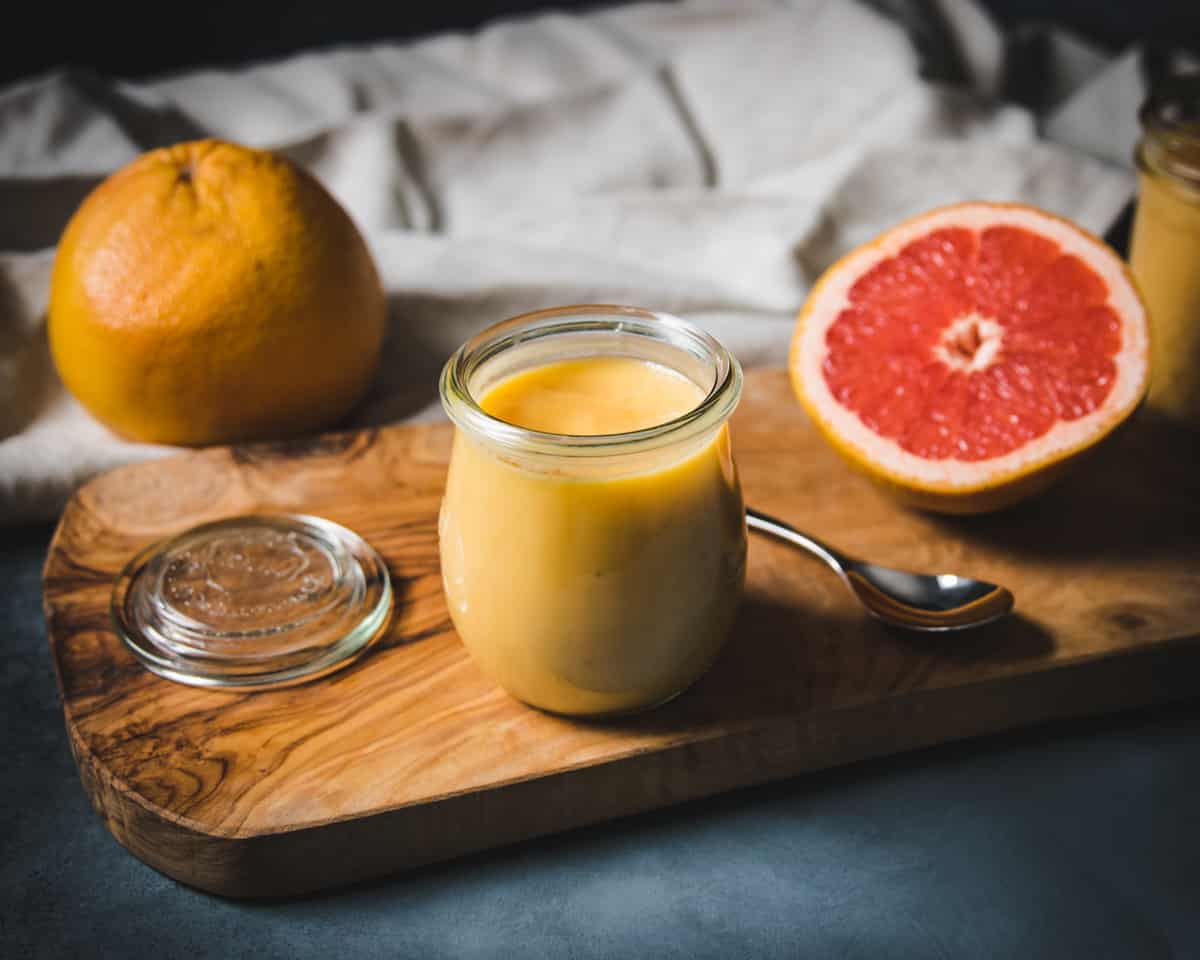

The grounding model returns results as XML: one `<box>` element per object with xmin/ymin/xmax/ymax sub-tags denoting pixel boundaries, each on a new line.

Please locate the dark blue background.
<box><xmin>4</xmin><ymin>521</ymin><xmax>1199</xmax><ymax>958</ymax></box>
<box><xmin>3</xmin><ymin>1</ymin><xmax>1200</xmax><ymax>86</ymax></box>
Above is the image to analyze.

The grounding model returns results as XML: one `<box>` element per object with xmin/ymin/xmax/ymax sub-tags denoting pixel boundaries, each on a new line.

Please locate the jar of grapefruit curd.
<box><xmin>438</xmin><ymin>305</ymin><xmax>746</xmax><ymax>717</ymax></box>
<box><xmin>1130</xmin><ymin>73</ymin><xmax>1200</xmax><ymax>427</ymax></box>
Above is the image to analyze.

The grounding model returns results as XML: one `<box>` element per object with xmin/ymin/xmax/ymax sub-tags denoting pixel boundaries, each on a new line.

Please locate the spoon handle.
<box><xmin>745</xmin><ymin>507</ymin><xmax>848</xmax><ymax>578</ymax></box>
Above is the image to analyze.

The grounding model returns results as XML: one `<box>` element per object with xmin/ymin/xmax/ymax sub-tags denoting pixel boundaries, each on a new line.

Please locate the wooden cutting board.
<box><xmin>43</xmin><ymin>369</ymin><xmax>1200</xmax><ymax>898</ymax></box>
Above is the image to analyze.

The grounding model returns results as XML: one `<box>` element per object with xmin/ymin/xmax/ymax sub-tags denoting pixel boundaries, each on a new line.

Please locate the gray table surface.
<box><xmin>3</xmin><ymin>520</ymin><xmax>1198</xmax><ymax>959</ymax></box>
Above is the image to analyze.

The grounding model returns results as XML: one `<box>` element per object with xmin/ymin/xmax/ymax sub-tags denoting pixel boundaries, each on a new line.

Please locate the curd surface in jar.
<box><xmin>438</xmin><ymin>356</ymin><xmax>746</xmax><ymax>716</ymax></box>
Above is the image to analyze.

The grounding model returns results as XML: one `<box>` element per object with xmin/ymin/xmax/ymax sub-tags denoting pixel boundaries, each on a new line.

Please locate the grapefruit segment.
<box><xmin>790</xmin><ymin>203</ymin><xmax>1149</xmax><ymax>513</ymax></box>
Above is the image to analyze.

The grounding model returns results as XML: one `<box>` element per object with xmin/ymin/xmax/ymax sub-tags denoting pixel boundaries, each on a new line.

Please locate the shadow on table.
<box><xmin>927</xmin><ymin>408</ymin><xmax>1200</xmax><ymax>566</ymax></box>
<box><xmin>577</xmin><ymin>591</ymin><xmax>1054</xmax><ymax>739</ymax></box>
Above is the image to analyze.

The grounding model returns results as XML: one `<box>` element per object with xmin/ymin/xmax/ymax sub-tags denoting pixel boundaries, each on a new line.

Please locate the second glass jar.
<box><xmin>1129</xmin><ymin>72</ymin><xmax>1200</xmax><ymax>428</ymax></box>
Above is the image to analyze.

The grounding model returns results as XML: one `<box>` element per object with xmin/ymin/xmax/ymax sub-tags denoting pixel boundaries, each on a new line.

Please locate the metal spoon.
<box><xmin>746</xmin><ymin>507</ymin><xmax>1014</xmax><ymax>632</ymax></box>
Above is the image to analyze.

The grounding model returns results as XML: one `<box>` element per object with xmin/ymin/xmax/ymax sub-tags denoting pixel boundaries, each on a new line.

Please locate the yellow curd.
<box><xmin>438</xmin><ymin>311</ymin><xmax>745</xmax><ymax>717</ymax></box>
<box><xmin>1129</xmin><ymin>75</ymin><xmax>1200</xmax><ymax>427</ymax></box>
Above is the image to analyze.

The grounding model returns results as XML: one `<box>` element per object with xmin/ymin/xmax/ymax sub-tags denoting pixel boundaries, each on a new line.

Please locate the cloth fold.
<box><xmin>0</xmin><ymin>0</ymin><xmax>1144</xmax><ymax>524</ymax></box>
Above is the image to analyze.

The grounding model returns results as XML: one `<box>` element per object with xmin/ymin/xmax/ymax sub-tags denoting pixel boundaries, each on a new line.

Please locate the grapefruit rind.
<box><xmin>789</xmin><ymin>203</ymin><xmax>1149</xmax><ymax>512</ymax></box>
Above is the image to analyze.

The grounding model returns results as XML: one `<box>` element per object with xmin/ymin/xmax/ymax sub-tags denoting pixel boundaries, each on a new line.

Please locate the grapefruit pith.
<box><xmin>789</xmin><ymin>203</ymin><xmax>1150</xmax><ymax>514</ymax></box>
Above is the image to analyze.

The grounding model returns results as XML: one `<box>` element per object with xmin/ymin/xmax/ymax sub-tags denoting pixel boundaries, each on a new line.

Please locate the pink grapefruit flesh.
<box><xmin>790</xmin><ymin>203</ymin><xmax>1149</xmax><ymax>513</ymax></box>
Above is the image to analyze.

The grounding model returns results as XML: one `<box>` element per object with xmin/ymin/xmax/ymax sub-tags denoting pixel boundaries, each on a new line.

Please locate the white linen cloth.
<box><xmin>0</xmin><ymin>0</ymin><xmax>1144</xmax><ymax>524</ymax></box>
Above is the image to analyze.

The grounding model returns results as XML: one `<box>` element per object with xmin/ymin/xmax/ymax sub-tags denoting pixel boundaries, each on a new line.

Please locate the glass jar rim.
<box><xmin>1140</xmin><ymin>71</ymin><xmax>1200</xmax><ymax>133</ymax></box>
<box><xmin>439</xmin><ymin>304</ymin><xmax>743</xmax><ymax>457</ymax></box>
<box><xmin>1138</xmin><ymin>71</ymin><xmax>1200</xmax><ymax>186</ymax></box>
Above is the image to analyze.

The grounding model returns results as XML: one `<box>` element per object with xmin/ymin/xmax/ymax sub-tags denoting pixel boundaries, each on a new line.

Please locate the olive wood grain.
<box><xmin>43</xmin><ymin>369</ymin><xmax>1200</xmax><ymax>898</ymax></box>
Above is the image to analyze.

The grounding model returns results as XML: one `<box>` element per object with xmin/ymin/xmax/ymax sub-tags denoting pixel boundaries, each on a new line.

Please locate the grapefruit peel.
<box><xmin>789</xmin><ymin>203</ymin><xmax>1150</xmax><ymax>514</ymax></box>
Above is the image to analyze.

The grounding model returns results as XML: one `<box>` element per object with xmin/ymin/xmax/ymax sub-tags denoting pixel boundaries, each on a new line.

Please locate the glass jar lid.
<box><xmin>112</xmin><ymin>514</ymin><xmax>392</xmax><ymax>689</ymax></box>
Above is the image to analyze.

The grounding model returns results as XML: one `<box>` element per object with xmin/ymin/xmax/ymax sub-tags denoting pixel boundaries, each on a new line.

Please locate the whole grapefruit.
<box><xmin>790</xmin><ymin>202</ymin><xmax>1150</xmax><ymax>514</ymax></box>
<box><xmin>48</xmin><ymin>139</ymin><xmax>386</xmax><ymax>446</ymax></box>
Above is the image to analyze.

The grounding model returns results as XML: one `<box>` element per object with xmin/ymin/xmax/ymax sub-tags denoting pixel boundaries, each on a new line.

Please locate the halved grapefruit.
<box><xmin>790</xmin><ymin>202</ymin><xmax>1149</xmax><ymax>514</ymax></box>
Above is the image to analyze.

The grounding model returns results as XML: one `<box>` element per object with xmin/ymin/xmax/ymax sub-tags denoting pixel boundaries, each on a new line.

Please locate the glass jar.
<box><xmin>438</xmin><ymin>305</ymin><xmax>746</xmax><ymax>717</ymax></box>
<box><xmin>1129</xmin><ymin>72</ymin><xmax>1200</xmax><ymax>427</ymax></box>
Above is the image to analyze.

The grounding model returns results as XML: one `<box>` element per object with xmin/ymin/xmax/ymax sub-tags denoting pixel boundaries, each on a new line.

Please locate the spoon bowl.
<box><xmin>746</xmin><ymin>507</ymin><xmax>1013</xmax><ymax>631</ymax></box>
